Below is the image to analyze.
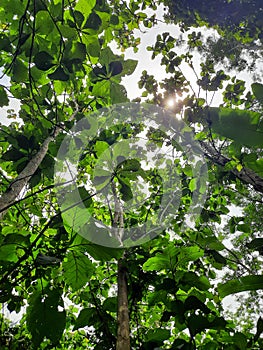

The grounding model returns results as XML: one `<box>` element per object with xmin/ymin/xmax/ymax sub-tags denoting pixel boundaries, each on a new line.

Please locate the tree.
<box><xmin>165</xmin><ymin>0</ymin><xmax>263</xmax><ymax>73</ymax></box>
<box><xmin>1</xmin><ymin>0</ymin><xmax>263</xmax><ymax>349</ymax></box>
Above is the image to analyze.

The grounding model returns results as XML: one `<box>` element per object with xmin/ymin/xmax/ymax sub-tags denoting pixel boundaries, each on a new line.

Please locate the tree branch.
<box><xmin>200</xmin><ymin>140</ymin><xmax>263</xmax><ymax>194</ymax></box>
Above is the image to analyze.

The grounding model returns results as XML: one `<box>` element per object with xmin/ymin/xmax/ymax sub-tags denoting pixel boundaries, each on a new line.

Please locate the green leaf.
<box><xmin>188</xmin><ymin>314</ymin><xmax>226</xmax><ymax>336</ymax></box>
<box><xmin>209</xmin><ymin>107</ymin><xmax>263</xmax><ymax>147</ymax></box>
<box><xmin>143</xmin><ymin>244</ymin><xmax>179</xmax><ymax>271</ymax></box>
<box><xmin>93</xmin><ymin>80</ymin><xmax>111</xmax><ymax>97</ymax></box>
<box><xmin>109</xmin><ymin>61</ymin><xmax>123</xmax><ymax>76</ymax></box>
<box><xmin>0</xmin><ymin>86</ymin><xmax>8</xmax><ymax>107</ymax></box>
<box><xmin>34</xmin><ymin>51</ymin><xmax>55</xmax><ymax>71</ymax></box>
<box><xmin>252</xmin><ymin>82</ymin><xmax>263</xmax><ymax>105</ymax></box>
<box><xmin>0</xmin><ymin>33</ymin><xmax>11</xmax><ymax>52</ymax></box>
<box><xmin>84</xmin><ymin>12</ymin><xmax>102</xmax><ymax>30</ymax></box>
<box><xmin>122</xmin><ymin>59</ymin><xmax>138</xmax><ymax>76</ymax></box>
<box><xmin>26</xmin><ymin>288</ymin><xmax>66</xmax><ymax>347</ymax></box>
<box><xmin>0</xmin><ymin>244</ymin><xmax>18</xmax><ymax>262</ymax></box>
<box><xmin>178</xmin><ymin>246</ymin><xmax>204</xmax><ymax>265</ymax></box>
<box><xmin>94</xmin><ymin>140</ymin><xmax>109</xmax><ymax>156</ymax></box>
<box><xmin>246</xmin><ymin>238</ymin><xmax>263</xmax><ymax>250</ymax></box>
<box><xmin>145</xmin><ymin>328</ymin><xmax>170</xmax><ymax>342</ymax></box>
<box><xmin>110</xmin><ymin>83</ymin><xmax>128</xmax><ymax>104</ymax></box>
<box><xmin>189</xmin><ymin>178</ymin><xmax>197</xmax><ymax>191</ymax></box>
<box><xmin>218</xmin><ymin>275</ymin><xmax>263</xmax><ymax>298</ymax></box>
<box><xmin>233</xmin><ymin>332</ymin><xmax>247</xmax><ymax>349</ymax></box>
<box><xmin>85</xmin><ymin>243</ymin><xmax>123</xmax><ymax>261</ymax></box>
<box><xmin>119</xmin><ymin>179</ymin><xmax>133</xmax><ymax>202</ymax></box>
<box><xmin>188</xmin><ymin>314</ymin><xmax>210</xmax><ymax>335</ymax></box>
<box><xmin>16</xmin><ymin>135</ymin><xmax>30</xmax><ymax>150</ymax></box>
<box><xmin>12</xmin><ymin>59</ymin><xmax>28</xmax><ymax>82</ymax></box>
<box><xmin>78</xmin><ymin>186</ymin><xmax>93</xmax><ymax>208</ymax></box>
<box><xmin>68</xmin><ymin>42</ymin><xmax>87</xmax><ymax>62</ymax></box>
<box><xmin>206</xmin><ymin>249</ymin><xmax>227</xmax><ymax>266</ymax></box>
<box><xmin>73</xmin><ymin>307</ymin><xmax>97</xmax><ymax>330</ymax></box>
<box><xmin>62</xmin><ymin>250</ymin><xmax>94</xmax><ymax>291</ymax></box>
<box><xmin>72</xmin><ymin>10</ymin><xmax>84</xmax><ymax>27</ymax></box>
<box><xmin>180</xmin><ymin>272</ymin><xmax>211</xmax><ymax>291</ymax></box>
<box><xmin>255</xmin><ymin>317</ymin><xmax>263</xmax><ymax>342</ymax></box>
<box><xmin>48</xmin><ymin>66</ymin><xmax>69</xmax><ymax>81</ymax></box>
<box><xmin>84</xmin><ymin>37</ymin><xmax>101</xmax><ymax>57</ymax></box>
<box><xmin>103</xmin><ymin>297</ymin><xmax>117</xmax><ymax>312</ymax></box>
<box><xmin>244</xmin><ymin>158</ymin><xmax>263</xmax><ymax>177</ymax></box>
<box><xmin>100</xmin><ymin>46</ymin><xmax>118</xmax><ymax>65</ymax></box>
<box><xmin>75</xmin><ymin>0</ymin><xmax>96</xmax><ymax>20</ymax></box>
<box><xmin>29</xmin><ymin>169</ymin><xmax>42</xmax><ymax>188</ymax></box>
<box><xmin>110</xmin><ymin>14</ymin><xmax>119</xmax><ymax>25</ymax></box>
<box><xmin>2</xmin><ymin>149</ymin><xmax>25</xmax><ymax>161</ymax></box>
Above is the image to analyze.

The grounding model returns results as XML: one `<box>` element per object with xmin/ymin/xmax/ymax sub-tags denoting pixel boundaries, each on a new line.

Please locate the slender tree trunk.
<box><xmin>116</xmin><ymin>257</ymin><xmax>130</xmax><ymax>350</ymax></box>
<box><xmin>0</xmin><ymin>127</ymin><xmax>60</xmax><ymax>219</ymax></box>
<box><xmin>111</xmin><ymin>180</ymin><xmax>130</xmax><ymax>350</ymax></box>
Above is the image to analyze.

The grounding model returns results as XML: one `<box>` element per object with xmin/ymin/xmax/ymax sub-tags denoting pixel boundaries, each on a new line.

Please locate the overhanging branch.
<box><xmin>200</xmin><ymin>140</ymin><xmax>263</xmax><ymax>194</ymax></box>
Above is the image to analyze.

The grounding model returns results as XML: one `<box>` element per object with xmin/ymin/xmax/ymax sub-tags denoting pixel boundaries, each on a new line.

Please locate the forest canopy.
<box><xmin>0</xmin><ymin>0</ymin><xmax>263</xmax><ymax>349</ymax></box>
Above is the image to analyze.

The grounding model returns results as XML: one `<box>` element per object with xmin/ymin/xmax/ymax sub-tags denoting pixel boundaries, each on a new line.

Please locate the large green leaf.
<box><xmin>1</xmin><ymin>149</ymin><xmax>25</xmax><ymax>161</ymax></box>
<box><xmin>86</xmin><ymin>243</ymin><xmax>123</xmax><ymax>261</ymax></box>
<box><xmin>84</xmin><ymin>12</ymin><xmax>102</xmax><ymax>30</ymax></box>
<box><xmin>122</xmin><ymin>59</ymin><xmax>138</xmax><ymax>76</ymax></box>
<box><xmin>145</xmin><ymin>328</ymin><xmax>170</xmax><ymax>342</ymax></box>
<box><xmin>255</xmin><ymin>317</ymin><xmax>263</xmax><ymax>342</ymax></box>
<box><xmin>143</xmin><ymin>244</ymin><xmax>203</xmax><ymax>272</ymax></box>
<box><xmin>0</xmin><ymin>244</ymin><xmax>18</xmax><ymax>262</ymax></box>
<box><xmin>73</xmin><ymin>307</ymin><xmax>97</xmax><ymax>330</ymax></box>
<box><xmin>110</xmin><ymin>82</ymin><xmax>128</xmax><ymax>104</ymax></box>
<box><xmin>143</xmin><ymin>245</ymin><xmax>178</xmax><ymax>271</ymax></box>
<box><xmin>75</xmin><ymin>0</ymin><xmax>96</xmax><ymax>20</ymax></box>
<box><xmin>246</xmin><ymin>238</ymin><xmax>263</xmax><ymax>251</ymax></box>
<box><xmin>218</xmin><ymin>275</ymin><xmax>263</xmax><ymax>298</ymax></box>
<box><xmin>177</xmin><ymin>246</ymin><xmax>204</xmax><ymax>265</ymax></box>
<box><xmin>48</xmin><ymin>66</ymin><xmax>69</xmax><ymax>81</ymax></box>
<box><xmin>26</xmin><ymin>288</ymin><xmax>66</xmax><ymax>348</ymax></box>
<box><xmin>11</xmin><ymin>59</ymin><xmax>28</xmax><ymax>82</ymax></box>
<box><xmin>34</xmin><ymin>51</ymin><xmax>55</xmax><ymax>71</ymax></box>
<box><xmin>100</xmin><ymin>46</ymin><xmax>118</xmax><ymax>65</ymax></box>
<box><xmin>62</xmin><ymin>250</ymin><xmax>95</xmax><ymax>291</ymax></box>
<box><xmin>209</xmin><ymin>107</ymin><xmax>263</xmax><ymax>147</ymax></box>
<box><xmin>252</xmin><ymin>82</ymin><xmax>263</xmax><ymax>105</ymax></box>
<box><xmin>188</xmin><ymin>314</ymin><xmax>226</xmax><ymax>336</ymax></box>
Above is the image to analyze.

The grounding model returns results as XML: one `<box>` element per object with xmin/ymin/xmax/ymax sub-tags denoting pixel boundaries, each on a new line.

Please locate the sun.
<box><xmin>166</xmin><ymin>97</ymin><xmax>176</xmax><ymax>108</ymax></box>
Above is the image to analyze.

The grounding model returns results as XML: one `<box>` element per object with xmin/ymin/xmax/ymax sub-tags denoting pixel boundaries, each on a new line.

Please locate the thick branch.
<box><xmin>200</xmin><ymin>141</ymin><xmax>263</xmax><ymax>193</ymax></box>
<box><xmin>0</xmin><ymin>127</ymin><xmax>60</xmax><ymax>219</ymax></box>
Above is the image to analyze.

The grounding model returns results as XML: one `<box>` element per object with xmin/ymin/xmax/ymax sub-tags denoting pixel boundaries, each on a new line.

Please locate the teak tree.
<box><xmin>0</xmin><ymin>0</ymin><xmax>263</xmax><ymax>349</ymax></box>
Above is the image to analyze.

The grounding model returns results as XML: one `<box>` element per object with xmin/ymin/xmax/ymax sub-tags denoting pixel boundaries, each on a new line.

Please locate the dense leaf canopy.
<box><xmin>0</xmin><ymin>0</ymin><xmax>263</xmax><ymax>349</ymax></box>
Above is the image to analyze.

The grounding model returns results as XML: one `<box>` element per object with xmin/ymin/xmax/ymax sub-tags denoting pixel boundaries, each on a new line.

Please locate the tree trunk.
<box><xmin>0</xmin><ymin>127</ymin><xmax>60</xmax><ymax>219</ymax></box>
<box><xmin>111</xmin><ymin>180</ymin><xmax>130</xmax><ymax>349</ymax></box>
<box><xmin>116</xmin><ymin>257</ymin><xmax>130</xmax><ymax>350</ymax></box>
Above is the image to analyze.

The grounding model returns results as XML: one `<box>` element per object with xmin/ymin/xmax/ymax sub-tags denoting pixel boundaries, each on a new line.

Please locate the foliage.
<box><xmin>165</xmin><ymin>0</ymin><xmax>263</xmax><ymax>73</ymax></box>
<box><xmin>0</xmin><ymin>0</ymin><xmax>263</xmax><ymax>349</ymax></box>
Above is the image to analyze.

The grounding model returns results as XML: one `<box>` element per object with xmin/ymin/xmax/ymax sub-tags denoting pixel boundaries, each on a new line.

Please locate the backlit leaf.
<box><xmin>0</xmin><ymin>86</ymin><xmax>8</xmax><ymax>107</ymax></box>
<box><xmin>218</xmin><ymin>275</ymin><xmax>263</xmax><ymax>298</ymax></box>
<box><xmin>62</xmin><ymin>250</ymin><xmax>94</xmax><ymax>291</ymax></box>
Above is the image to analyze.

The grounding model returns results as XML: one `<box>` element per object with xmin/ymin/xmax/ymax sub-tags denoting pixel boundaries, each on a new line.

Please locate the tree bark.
<box><xmin>0</xmin><ymin>127</ymin><xmax>60</xmax><ymax>219</ymax></box>
<box><xmin>116</xmin><ymin>257</ymin><xmax>130</xmax><ymax>350</ymax></box>
<box><xmin>111</xmin><ymin>180</ymin><xmax>130</xmax><ymax>350</ymax></box>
